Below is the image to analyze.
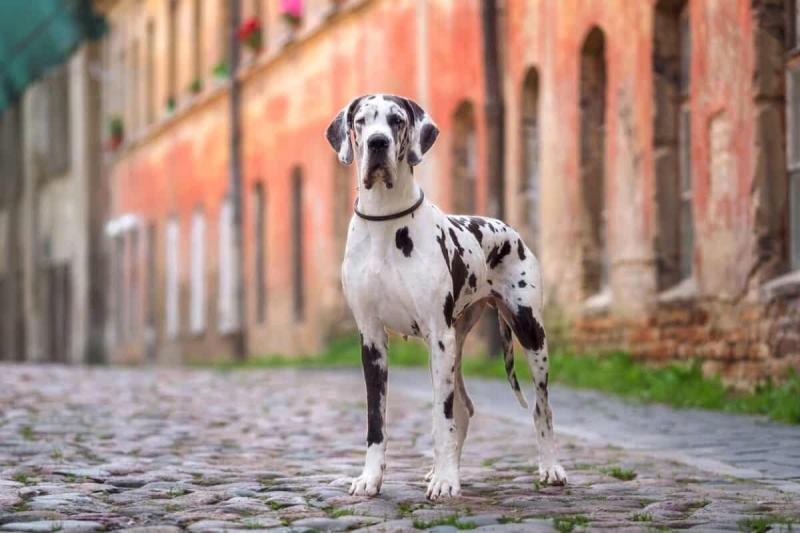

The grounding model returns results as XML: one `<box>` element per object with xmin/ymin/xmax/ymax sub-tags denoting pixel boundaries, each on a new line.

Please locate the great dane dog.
<box><xmin>326</xmin><ymin>94</ymin><xmax>567</xmax><ymax>501</ymax></box>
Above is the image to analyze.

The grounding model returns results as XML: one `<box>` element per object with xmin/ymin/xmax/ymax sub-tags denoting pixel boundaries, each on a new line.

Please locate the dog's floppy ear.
<box><xmin>401</xmin><ymin>97</ymin><xmax>439</xmax><ymax>166</ymax></box>
<box><xmin>326</xmin><ymin>96</ymin><xmax>364</xmax><ymax>165</ymax></box>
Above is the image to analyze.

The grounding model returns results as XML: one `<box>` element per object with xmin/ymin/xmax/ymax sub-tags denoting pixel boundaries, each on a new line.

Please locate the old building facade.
<box><xmin>91</xmin><ymin>0</ymin><xmax>799</xmax><ymax>381</ymax></box>
<box><xmin>0</xmin><ymin>43</ymin><xmax>107</xmax><ymax>365</ymax></box>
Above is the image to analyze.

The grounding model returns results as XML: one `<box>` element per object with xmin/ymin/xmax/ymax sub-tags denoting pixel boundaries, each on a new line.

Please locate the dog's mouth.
<box><xmin>364</xmin><ymin>163</ymin><xmax>394</xmax><ymax>190</ymax></box>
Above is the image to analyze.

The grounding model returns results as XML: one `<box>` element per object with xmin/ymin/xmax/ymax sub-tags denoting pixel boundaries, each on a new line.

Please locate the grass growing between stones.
<box><xmin>207</xmin><ymin>334</ymin><xmax>800</xmax><ymax>424</ymax></box>
<box><xmin>411</xmin><ymin>514</ymin><xmax>477</xmax><ymax>530</ymax></box>
<box><xmin>604</xmin><ymin>466</ymin><xmax>637</xmax><ymax>481</ymax></box>
<box><xmin>737</xmin><ymin>515</ymin><xmax>796</xmax><ymax>533</ymax></box>
<box><xmin>552</xmin><ymin>514</ymin><xmax>590</xmax><ymax>532</ymax></box>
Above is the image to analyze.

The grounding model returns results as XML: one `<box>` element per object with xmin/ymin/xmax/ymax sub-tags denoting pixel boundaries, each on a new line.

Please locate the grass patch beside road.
<box><xmin>206</xmin><ymin>334</ymin><xmax>800</xmax><ymax>424</ymax></box>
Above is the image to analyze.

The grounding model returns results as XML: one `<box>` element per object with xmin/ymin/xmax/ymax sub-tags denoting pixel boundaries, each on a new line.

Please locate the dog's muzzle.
<box><xmin>364</xmin><ymin>134</ymin><xmax>393</xmax><ymax>189</ymax></box>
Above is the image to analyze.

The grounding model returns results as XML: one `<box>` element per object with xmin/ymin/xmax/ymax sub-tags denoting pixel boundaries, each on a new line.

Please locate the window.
<box><xmin>218</xmin><ymin>0</ymin><xmax>231</xmax><ymax>67</ymax></box>
<box><xmin>292</xmin><ymin>168</ymin><xmax>305</xmax><ymax>321</ymax></box>
<box><xmin>114</xmin><ymin>235</ymin><xmax>125</xmax><ymax>341</ymax></box>
<box><xmin>579</xmin><ymin>27</ymin><xmax>608</xmax><ymax>296</ymax></box>
<box><xmin>146</xmin><ymin>20</ymin><xmax>156</xmax><ymax>124</ymax></box>
<box><xmin>789</xmin><ymin>65</ymin><xmax>800</xmax><ymax>269</ymax></box>
<box><xmin>129</xmin><ymin>39</ymin><xmax>139</xmax><ymax>132</ymax></box>
<box><xmin>29</xmin><ymin>66</ymin><xmax>70</xmax><ymax>177</ymax></box>
<box><xmin>452</xmin><ymin>101</ymin><xmax>477</xmax><ymax>214</ymax></box>
<box><xmin>333</xmin><ymin>158</ymin><xmax>351</xmax><ymax>263</ymax></box>
<box><xmin>193</xmin><ymin>0</ymin><xmax>203</xmax><ymax>84</ymax></box>
<box><xmin>653</xmin><ymin>0</ymin><xmax>693</xmax><ymax>289</ymax></box>
<box><xmin>145</xmin><ymin>222</ymin><xmax>157</xmax><ymax>342</ymax></box>
<box><xmin>218</xmin><ymin>197</ymin><xmax>238</xmax><ymax>332</ymax></box>
<box><xmin>165</xmin><ymin>217</ymin><xmax>180</xmax><ymax>339</ymax></box>
<box><xmin>130</xmin><ymin>228</ymin><xmax>140</xmax><ymax>336</ymax></box>
<box><xmin>46</xmin><ymin>65</ymin><xmax>70</xmax><ymax>175</ymax></box>
<box><xmin>190</xmin><ymin>208</ymin><xmax>206</xmax><ymax>333</ymax></box>
<box><xmin>253</xmin><ymin>183</ymin><xmax>267</xmax><ymax>323</ymax></box>
<box><xmin>168</xmin><ymin>0</ymin><xmax>179</xmax><ymax>105</ymax></box>
<box><xmin>520</xmin><ymin>68</ymin><xmax>540</xmax><ymax>253</ymax></box>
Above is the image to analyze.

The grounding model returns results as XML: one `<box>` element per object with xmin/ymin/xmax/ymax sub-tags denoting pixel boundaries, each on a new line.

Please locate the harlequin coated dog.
<box><xmin>325</xmin><ymin>94</ymin><xmax>567</xmax><ymax>501</ymax></box>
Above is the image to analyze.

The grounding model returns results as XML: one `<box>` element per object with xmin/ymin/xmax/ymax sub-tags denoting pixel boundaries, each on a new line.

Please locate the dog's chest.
<box><xmin>342</xmin><ymin>216</ymin><xmax>451</xmax><ymax>336</ymax></box>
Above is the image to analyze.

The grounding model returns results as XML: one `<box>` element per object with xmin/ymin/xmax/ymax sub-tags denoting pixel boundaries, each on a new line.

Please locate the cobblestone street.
<box><xmin>1</xmin><ymin>365</ymin><xmax>799</xmax><ymax>532</ymax></box>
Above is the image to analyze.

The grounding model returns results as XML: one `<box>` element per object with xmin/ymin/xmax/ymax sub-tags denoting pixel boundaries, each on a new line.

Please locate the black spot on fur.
<box><xmin>438</xmin><ymin>341</ymin><xmax>445</xmax><ymax>351</ymax></box>
<box><xmin>435</xmin><ymin>228</ymin><xmax>450</xmax><ymax>268</ymax></box>
<box><xmin>395</xmin><ymin>227</ymin><xmax>414</xmax><ymax>257</ymax></box>
<box><xmin>468</xmin><ymin>273</ymin><xmax>477</xmax><ymax>289</ymax></box>
<box><xmin>487</xmin><ymin>241</ymin><xmax>512</xmax><ymax>269</ymax></box>
<box><xmin>443</xmin><ymin>293</ymin><xmax>455</xmax><ymax>327</ymax></box>
<box><xmin>517</xmin><ymin>239</ymin><xmax>526</xmax><ymax>260</ymax></box>
<box><xmin>511</xmin><ymin>305</ymin><xmax>546</xmax><ymax>351</ymax></box>
<box><xmin>448</xmin><ymin>228</ymin><xmax>464</xmax><ymax>256</ymax></box>
<box><xmin>361</xmin><ymin>339</ymin><xmax>387</xmax><ymax>446</ymax></box>
<box><xmin>448</xmin><ymin>216</ymin><xmax>466</xmax><ymax>231</ymax></box>
<box><xmin>411</xmin><ymin>321</ymin><xmax>420</xmax><ymax>335</ymax></box>
<box><xmin>443</xmin><ymin>391</ymin><xmax>455</xmax><ymax>419</ymax></box>
<box><xmin>450</xmin><ymin>249</ymin><xmax>468</xmax><ymax>305</ymax></box>
<box><xmin>466</xmin><ymin>218</ymin><xmax>485</xmax><ymax>244</ymax></box>
<box><xmin>518</xmin><ymin>280</ymin><xmax>527</xmax><ymax>288</ymax></box>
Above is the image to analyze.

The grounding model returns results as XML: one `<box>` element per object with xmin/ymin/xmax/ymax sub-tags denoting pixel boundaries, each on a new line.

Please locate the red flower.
<box><xmin>237</xmin><ymin>17</ymin><xmax>262</xmax><ymax>40</ymax></box>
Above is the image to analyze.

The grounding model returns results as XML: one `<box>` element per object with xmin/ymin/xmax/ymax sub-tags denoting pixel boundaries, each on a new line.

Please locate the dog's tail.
<box><xmin>499</xmin><ymin>314</ymin><xmax>529</xmax><ymax>409</ymax></box>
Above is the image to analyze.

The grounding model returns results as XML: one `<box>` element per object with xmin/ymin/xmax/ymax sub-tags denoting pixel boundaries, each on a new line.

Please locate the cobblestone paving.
<box><xmin>1</xmin><ymin>365</ymin><xmax>798</xmax><ymax>532</ymax></box>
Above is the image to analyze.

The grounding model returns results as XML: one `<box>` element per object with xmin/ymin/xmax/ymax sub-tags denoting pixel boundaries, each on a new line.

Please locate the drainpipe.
<box><xmin>481</xmin><ymin>0</ymin><xmax>505</xmax><ymax>357</ymax></box>
<box><xmin>229</xmin><ymin>0</ymin><xmax>246</xmax><ymax>360</ymax></box>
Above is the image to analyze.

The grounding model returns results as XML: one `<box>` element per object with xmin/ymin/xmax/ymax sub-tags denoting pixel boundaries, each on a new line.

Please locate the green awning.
<box><xmin>0</xmin><ymin>0</ymin><xmax>106</xmax><ymax>113</ymax></box>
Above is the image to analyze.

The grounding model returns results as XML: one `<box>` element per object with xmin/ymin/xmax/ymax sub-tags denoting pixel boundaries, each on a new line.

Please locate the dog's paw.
<box><xmin>425</xmin><ymin>472</ymin><xmax>461</xmax><ymax>501</ymax></box>
<box><xmin>539</xmin><ymin>463</ymin><xmax>567</xmax><ymax>486</ymax></box>
<box><xmin>349</xmin><ymin>472</ymin><xmax>383</xmax><ymax>497</ymax></box>
<box><xmin>424</xmin><ymin>467</ymin><xmax>434</xmax><ymax>482</ymax></box>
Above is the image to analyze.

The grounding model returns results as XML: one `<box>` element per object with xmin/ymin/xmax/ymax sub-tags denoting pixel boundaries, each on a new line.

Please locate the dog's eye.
<box><xmin>355</xmin><ymin>117</ymin><xmax>365</xmax><ymax>127</ymax></box>
<box><xmin>389</xmin><ymin>115</ymin><xmax>404</xmax><ymax>127</ymax></box>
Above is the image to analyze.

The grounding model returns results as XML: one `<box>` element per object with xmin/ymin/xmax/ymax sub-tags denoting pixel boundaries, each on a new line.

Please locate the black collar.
<box><xmin>354</xmin><ymin>189</ymin><xmax>425</xmax><ymax>221</ymax></box>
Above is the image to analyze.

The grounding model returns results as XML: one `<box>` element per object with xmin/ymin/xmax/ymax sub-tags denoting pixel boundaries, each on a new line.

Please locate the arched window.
<box><xmin>190</xmin><ymin>207</ymin><xmax>206</xmax><ymax>334</ymax></box>
<box><xmin>333</xmin><ymin>157</ymin><xmax>351</xmax><ymax>264</ymax></box>
<box><xmin>579</xmin><ymin>27</ymin><xmax>608</xmax><ymax>296</ymax></box>
<box><xmin>253</xmin><ymin>182</ymin><xmax>267</xmax><ymax>323</ymax></box>
<box><xmin>292</xmin><ymin>167</ymin><xmax>305</xmax><ymax>321</ymax></box>
<box><xmin>653</xmin><ymin>0</ymin><xmax>693</xmax><ymax>290</ymax></box>
<box><xmin>520</xmin><ymin>68</ymin><xmax>541</xmax><ymax>253</ymax></box>
<box><xmin>451</xmin><ymin>101</ymin><xmax>477</xmax><ymax>214</ymax></box>
<box><xmin>782</xmin><ymin>0</ymin><xmax>800</xmax><ymax>271</ymax></box>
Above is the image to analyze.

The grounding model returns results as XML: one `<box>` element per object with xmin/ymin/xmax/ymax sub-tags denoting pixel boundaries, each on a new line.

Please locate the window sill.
<box><xmin>760</xmin><ymin>270</ymin><xmax>800</xmax><ymax>302</ymax></box>
<box><xmin>657</xmin><ymin>276</ymin><xmax>697</xmax><ymax>304</ymax></box>
<box><xmin>581</xmin><ymin>286</ymin><xmax>611</xmax><ymax>315</ymax></box>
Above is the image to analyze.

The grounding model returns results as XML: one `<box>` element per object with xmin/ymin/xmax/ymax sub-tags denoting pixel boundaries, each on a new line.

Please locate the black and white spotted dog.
<box><xmin>326</xmin><ymin>94</ymin><xmax>567</xmax><ymax>501</ymax></box>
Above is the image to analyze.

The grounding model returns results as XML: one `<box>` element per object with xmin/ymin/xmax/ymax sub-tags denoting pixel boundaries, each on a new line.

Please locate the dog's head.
<box><xmin>326</xmin><ymin>94</ymin><xmax>439</xmax><ymax>190</ymax></box>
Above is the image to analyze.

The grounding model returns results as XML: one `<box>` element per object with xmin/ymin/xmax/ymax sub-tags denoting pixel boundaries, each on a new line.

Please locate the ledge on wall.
<box><xmin>581</xmin><ymin>287</ymin><xmax>612</xmax><ymax>316</ymax></box>
<box><xmin>760</xmin><ymin>269</ymin><xmax>800</xmax><ymax>302</ymax></box>
<box><xmin>658</xmin><ymin>277</ymin><xmax>698</xmax><ymax>305</ymax></box>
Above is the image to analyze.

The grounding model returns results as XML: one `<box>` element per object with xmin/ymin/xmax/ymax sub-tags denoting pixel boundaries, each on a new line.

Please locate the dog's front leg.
<box><xmin>350</xmin><ymin>329</ymin><xmax>389</xmax><ymax>496</ymax></box>
<box><xmin>427</xmin><ymin>329</ymin><xmax>461</xmax><ymax>500</ymax></box>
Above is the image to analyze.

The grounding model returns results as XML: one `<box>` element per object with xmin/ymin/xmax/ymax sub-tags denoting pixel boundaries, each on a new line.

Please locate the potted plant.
<box><xmin>238</xmin><ymin>16</ymin><xmax>263</xmax><ymax>52</ymax></box>
<box><xmin>107</xmin><ymin>116</ymin><xmax>124</xmax><ymax>150</ymax></box>
<box><xmin>280</xmin><ymin>0</ymin><xmax>303</xmax><ymax>27</ymax></box>
<box><xmin>188</xmin><ymin>78</ymin><xmax>203</xmax><ymax>95</ymax></box>
<box><xmin>213</xmin><ymin>60</ymin><xmax>230</xmax><ymax>79</ymax></box>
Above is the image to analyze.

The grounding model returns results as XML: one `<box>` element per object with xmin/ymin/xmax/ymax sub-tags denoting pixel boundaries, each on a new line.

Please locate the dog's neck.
<box><xmin>355</xmin><ymin>162</ymin><xmax>420</xmax><ymax>218</ymax></box>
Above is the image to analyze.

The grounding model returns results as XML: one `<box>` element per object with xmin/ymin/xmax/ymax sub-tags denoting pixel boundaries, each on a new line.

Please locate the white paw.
<box><xmin>424</xmin><ymin>467</ymin><xmax>434</xmax><ymax>482</ymax></box>
<box><xmin>349</xmin><ymin>471</ymin><xmax>383</xmax><ymax>496</ymax></box>
<box><xmin>426</xmin><ymin>472</ymin><xmax>461</xmax><ymax>501</ymax></box>
<box><xmin>539</xmin><ymin>463</ymin><xmax>567</xmax><ymax>486</ymax></box>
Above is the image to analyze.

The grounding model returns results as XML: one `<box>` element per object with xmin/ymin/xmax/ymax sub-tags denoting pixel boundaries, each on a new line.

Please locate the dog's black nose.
<box><xmin>367</xmin><ymin>134</ymin><xmax>390</xmax><ymax>152</ymax></box>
